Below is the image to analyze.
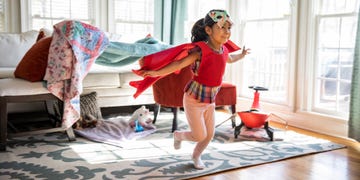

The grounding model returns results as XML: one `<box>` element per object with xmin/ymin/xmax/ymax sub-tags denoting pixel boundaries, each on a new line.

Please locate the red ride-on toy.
<box><xmin>234</xmin><ymin>86</ymin><xmax>274</xmax><ymax>141</ymax></box>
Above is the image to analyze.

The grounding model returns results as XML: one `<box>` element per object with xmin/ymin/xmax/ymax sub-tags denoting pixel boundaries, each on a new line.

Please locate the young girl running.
<box><xmin>138</xmin><ymin>9</ymin><xmax>250</xmax><ymax>169</ymax></box>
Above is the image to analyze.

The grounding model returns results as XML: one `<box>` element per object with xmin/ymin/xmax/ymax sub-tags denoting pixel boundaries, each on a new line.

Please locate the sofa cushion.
<box><xmin>83</xmin><ymin>73</ymin><xmax>121</xmax><ymax>88</ymax></box>
<box><xmin>0</xmin><ymin>30</ymin><xmax>38</xmax><ymax>67</ymax></box>
<box><xmin>120</xmin><ymin>72</ymin><xmax>143</xmax><ymax>88</ymax></box>
<box><xmin>0</xmin><ymin>78</ymin><xmax>49</xmax><ymax>96</ymax></box>
<box><xmin>82</xmin><ymin>87</ymin><xmax>154</xmax><ymax>107</ymax></box>
<box><xmin>14</xmin><ymin>37</ymin><xmax>52</xmax><ymax>82</ymax></box>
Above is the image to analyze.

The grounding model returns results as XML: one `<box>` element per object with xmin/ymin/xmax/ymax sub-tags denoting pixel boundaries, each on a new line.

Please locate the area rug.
<box><xmin>0</xmin><ymin>112</ymin><xmax>345</xmax><ymax>180</ymax></box>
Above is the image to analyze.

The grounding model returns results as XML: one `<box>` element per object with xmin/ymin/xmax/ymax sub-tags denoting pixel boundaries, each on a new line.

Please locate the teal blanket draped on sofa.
<box><xmin>95</xmin><ymin>36</ymin><xmax>171</xmax><ymax>67</ymax></box>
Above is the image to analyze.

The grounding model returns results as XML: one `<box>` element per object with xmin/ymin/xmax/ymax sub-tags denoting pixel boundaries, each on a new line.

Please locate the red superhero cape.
<box><xmin>129</xmin><ymin>40</ymin><xmax>241</xmax><ymax>98</ymax></box>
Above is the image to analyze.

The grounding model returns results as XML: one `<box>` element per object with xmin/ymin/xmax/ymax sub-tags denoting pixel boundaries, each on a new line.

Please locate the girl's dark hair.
<box><xmin>191</xmin><ymin>12</ymin><xmax>217</xmax><ymax>42</ymax></box>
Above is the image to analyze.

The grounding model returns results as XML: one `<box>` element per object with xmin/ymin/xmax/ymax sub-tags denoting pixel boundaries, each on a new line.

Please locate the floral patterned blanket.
<box><xmin>44</xmin><ymin>20</ymin><xmax>109</xmax><ymax>129</ymax></box>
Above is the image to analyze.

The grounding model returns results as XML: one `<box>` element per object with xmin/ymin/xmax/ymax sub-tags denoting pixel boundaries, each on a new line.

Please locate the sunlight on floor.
<box><xmin>70</xmin><ymin>138</ymin><xmax>193</xmax><ymax>164</ymax></box>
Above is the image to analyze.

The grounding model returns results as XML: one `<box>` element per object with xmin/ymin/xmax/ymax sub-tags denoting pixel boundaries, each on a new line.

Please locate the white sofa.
<box><xmin>0</xmin><ymin>30</ymin><xmax>155</xmax><ymax>113</ymax></box>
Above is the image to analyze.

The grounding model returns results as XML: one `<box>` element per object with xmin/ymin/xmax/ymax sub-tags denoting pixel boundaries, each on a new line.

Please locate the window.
<box><xmin>0</xmin><ymin>0</ymin><xmax>5</xmax><ymax>32</ymax></box>
<box><xmin>22</xmin><ymin>0</ymin><xmax>96</xmax><ymax>31</ymax></box>
<box><xmin>110</xmin><ymin>0</ymin><xmax>155</xmax><ymax>42</ymax></box>
<box><xmin>237</xmin><ymin>0</ymin><xmax>294</xmax><ymax>104</ymax></box>
<box><xmin>21</xmin><ymin>0</ymin><xmax>156</xmax><ymax>42</ymax></box>
<box><xmin>184</xmin><ymin>0</ymin><xmax>295</xmax><ymax>105</ymax></box>
<box><xmin>312</xmin><ymin>0</ymin><xmax>359</xmax><ymax>116</ymax></box>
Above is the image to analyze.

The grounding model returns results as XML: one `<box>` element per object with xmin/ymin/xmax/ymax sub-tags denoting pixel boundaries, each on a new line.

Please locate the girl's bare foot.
<box><xmin>192</xmin><ymin>156</ymin><xmax>205</xmax><ymax>169</ymax></box>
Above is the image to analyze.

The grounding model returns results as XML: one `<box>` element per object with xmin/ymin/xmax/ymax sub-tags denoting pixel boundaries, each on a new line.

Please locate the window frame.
<box><xmin>230</xmin><ymin>0</ymin><xmax>352</xmax><ymax>137</ymax></box>
<box><xmin>312</xmin><ymin>11</ymin><xmax>358</xmax><ymax>118</ymax></box>
<box><xmin>228</xmin><ymin>0</ymin><xmax>298</xmax><ymax>108</ymax></box>
<box><xmin>294</xmin><ymin>0</ymin><xmax>359</xmax><ymax>120</ymax></box>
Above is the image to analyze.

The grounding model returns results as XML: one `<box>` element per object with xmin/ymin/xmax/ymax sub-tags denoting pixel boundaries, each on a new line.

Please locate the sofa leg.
<box><xmin>66</xmin><ymin>127</ymin><xmax>76</xmax><ymax>141</ymax></box>
<box><xmin>0</xmin><ymin>97</ymin><xmax>7</xmax><ymax>152</ymax></box>
<box><xmin>171</xmin><ymin>107</ymin><xmax>178</xmax><ymax>132</ymax></box>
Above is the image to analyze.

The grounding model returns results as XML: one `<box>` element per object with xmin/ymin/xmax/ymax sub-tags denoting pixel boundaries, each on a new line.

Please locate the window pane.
<box><xmin>340</xmin><ymin>17</ymin><xmax>358</xmax><ymax>48</ymax></box>
<box><xmin>187</xmin><ymin>0</ymin><xmax>226</xmax><ymax>18</ymax></box>
<box><xmin>30</xmin><ymin>0</ymin><xmax>94</xmax><ymax>30</ymax></box>
<box><xmin>320</xmin><ymin>0</ymin><xmax>359</xmax><ymax>14</ymax></box>
<box><xmin>317</xmin><ymin>78</ymin><xmax>351</xmax><ymax>112</ymax></box>
<box><xmin>113</xmin><ymin>0</ymin><xmax>154</xmax><ymax>42</ymax></box>
<box><xmin>246</xmin><ymin>0</ymin><xmax>291</xmax><ymax>20</ymax></box>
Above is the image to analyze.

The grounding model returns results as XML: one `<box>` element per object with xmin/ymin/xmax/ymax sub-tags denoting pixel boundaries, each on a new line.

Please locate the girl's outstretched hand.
<box><xmin>228</xmin><ymin>45</ymin><xmax>251</xmax><ymax>63</ymax></box>
<box><xmin>241</xmin><ymin>46</ymin><xmax>251</xmax><ymax>56</ymax></box>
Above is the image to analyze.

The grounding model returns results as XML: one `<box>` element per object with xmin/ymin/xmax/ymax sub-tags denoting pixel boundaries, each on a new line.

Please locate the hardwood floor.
<box><xmin>193</xmin><ymin>121</ymin><xmax>360</xmax><ymax>180</ymax></box>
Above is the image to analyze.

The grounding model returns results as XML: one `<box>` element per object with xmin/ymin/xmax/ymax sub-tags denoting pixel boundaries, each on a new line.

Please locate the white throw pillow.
<box><xmin>0</xmin><ymin>30</ymin><xmax>38</xmax><ymax>67</ymax></box>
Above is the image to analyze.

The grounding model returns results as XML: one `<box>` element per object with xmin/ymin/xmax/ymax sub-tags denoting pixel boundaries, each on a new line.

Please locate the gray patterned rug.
<box><xmin>0</xmin><ymin>112</ymin><xmax>345</xmax><ymax>180</ymax></box>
